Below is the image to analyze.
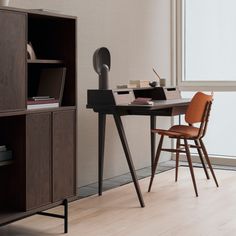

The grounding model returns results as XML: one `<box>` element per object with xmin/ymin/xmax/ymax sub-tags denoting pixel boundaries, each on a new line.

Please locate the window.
<box><xmin>175</xmin><ymin>0</ymin><xmax>236</xmax><ymax>160</ymax></box>
<box><xmin>177</xmin><ymin>0</ymin><xmax>236</xmax><ymax>89</ymax></box>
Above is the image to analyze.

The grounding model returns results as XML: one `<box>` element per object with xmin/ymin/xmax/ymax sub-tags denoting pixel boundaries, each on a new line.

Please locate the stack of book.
<box><xmin>27</xmin><ymin>67</ymin><xmax>66</xmax><ymax>110</ymax></box>
<box><xmin>116</xmin><ymin>84</ymin><xmax>138</xmax><ymax>89</ymax></box>
<box><xmin>0</xmin><ymin>145</ymin><xmax>12</xmax><ymax>162</ymax></box>
<box><xmin>117</xmin><ymin>80</ymin><xmax>151</xmax><ymax>89</ymax></box>
<box><xmin>129</xmin><ymin>80</ymin><xmax>150</xmax><ymax>88</ymax></box>
<box><xmin>27</xmin><ymin>96</ymin><xmax>59</xmax><ymax>110</ymax></box>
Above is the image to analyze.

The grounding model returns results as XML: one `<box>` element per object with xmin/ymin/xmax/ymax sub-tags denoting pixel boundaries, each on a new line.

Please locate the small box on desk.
<box><xmin>133</xmin><ymin>87</ymin><xmax>181</xmax><ymax>100</ymax></box>
<box><xmin>112</xmin><ymin>90</ymin><xmax>135</xmax><ymax>105</ymax></box>
<box><xmin>163</xmin><ymin>87</ymin><xmax>181</xmax><ymax>100</ymax></box>
<box><xmin>129</xmin><ymin>80</ymin><xmax>150</xmax><ymax>88</ymax></box>
<box><xmin>87</xmin><ymin>89</ymin><xmax>135</xmax><ymax>107</ymax></box>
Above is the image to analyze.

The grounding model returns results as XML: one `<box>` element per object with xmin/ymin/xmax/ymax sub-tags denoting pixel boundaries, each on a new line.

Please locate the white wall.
<box><xmin>10</xmin><ymin>0</ymin><xmax>172</xmax><ymax>186</ymax></box>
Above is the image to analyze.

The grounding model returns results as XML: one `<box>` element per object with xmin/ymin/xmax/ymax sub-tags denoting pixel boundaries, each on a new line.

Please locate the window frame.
<box><xmin>174</xmin><ymin>0</ymin><xmax>236</xmax><ymax>92</ymax></box>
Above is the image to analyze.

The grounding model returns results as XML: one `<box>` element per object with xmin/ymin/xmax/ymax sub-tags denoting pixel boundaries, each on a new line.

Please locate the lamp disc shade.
<box><xmin>93</xmin><ymin>47</ymin><xmax>111</xmax><ymax>74</ymax></box>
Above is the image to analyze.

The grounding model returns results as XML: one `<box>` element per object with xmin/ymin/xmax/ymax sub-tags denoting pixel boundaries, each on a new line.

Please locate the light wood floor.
<box><xmin>1</xmin><ymin>167</ymin><xmax>236</xmax><ymax>236</ymax></box>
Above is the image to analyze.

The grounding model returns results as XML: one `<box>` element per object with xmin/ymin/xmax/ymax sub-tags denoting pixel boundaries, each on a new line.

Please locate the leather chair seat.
<box><xmin>152</xmin><ymin>125</ymin><xmax>199</xmax><ymax>138</ymax></box>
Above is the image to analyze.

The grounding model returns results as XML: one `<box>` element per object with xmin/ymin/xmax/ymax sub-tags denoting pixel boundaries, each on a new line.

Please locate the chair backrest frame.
<box><xmin>196</xmin><ymin>101</ymin><xmax>212</xmax><ymax>139</ymax></box>
<box><xmin>185</xmin><ymin>92</ymin><xmax>213</xmax><ymax>139</ymax></box>
<box><xmin>185</xmin><ymin>92</ymin><xmax>213</xmax><ymax>125</ymax></box>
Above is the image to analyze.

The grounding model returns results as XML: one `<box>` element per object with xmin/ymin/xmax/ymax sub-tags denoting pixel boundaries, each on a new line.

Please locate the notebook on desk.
<box><xmin>130</xmin><ymin>97</ymin><xmax>153</xmax><ymax>105</ymax></box>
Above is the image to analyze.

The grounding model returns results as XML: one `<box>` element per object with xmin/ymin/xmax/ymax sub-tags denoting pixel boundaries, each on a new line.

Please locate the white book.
<box><xmin>27</xmin><ymin>103</ymin><xmax>59</xmax><ymax>110</ymax></box>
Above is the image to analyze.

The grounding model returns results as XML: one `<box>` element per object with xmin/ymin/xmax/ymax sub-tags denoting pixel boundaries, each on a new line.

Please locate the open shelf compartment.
<box><xmin>0</xmin><ymin>115</ymin><xmax>26</xmax><ymax>214</ymax></box>
<box><xmin>27</xmin><ymin>13</ymin><xmax>76</xmax><ymax>107</ymax></box>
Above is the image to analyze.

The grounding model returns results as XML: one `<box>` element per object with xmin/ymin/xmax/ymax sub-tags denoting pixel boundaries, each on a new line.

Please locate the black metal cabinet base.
<box><xmin>38</xmin><ymin>199</ymin><xmax>68</xmax><ymax>234</ymax></box>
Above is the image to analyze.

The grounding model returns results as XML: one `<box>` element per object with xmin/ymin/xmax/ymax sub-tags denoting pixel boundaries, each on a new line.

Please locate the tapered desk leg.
<box><xmin>150</xmin><ymin>115</ymin><xmax>156</xmax><ymax>173</ymax></box>
<box><xmin>113</xmin><ymin>113</ymin><xmax>145</xmax><ymax>208</ymax></box>
<box><xmin>98</xmin><ymin>113</ymin><xmax>106</xmax><ymax>196</ymax></box>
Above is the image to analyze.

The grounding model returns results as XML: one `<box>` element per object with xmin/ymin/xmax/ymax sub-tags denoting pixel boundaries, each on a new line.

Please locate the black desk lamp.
<box><xmin>93</xmin><ymin>47</ymin><xmax>111</xmax><ymax>89</ymax></box>
<box><xmin>93</xmin><ymin>47</ymin><xmax>111</xmax><ymax>195</ymax></box>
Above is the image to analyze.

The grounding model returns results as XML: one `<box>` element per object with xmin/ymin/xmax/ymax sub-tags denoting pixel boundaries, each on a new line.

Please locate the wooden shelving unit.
<box><xmin>0</xmin><ymin>7</ymin><xmax>77</xmax><ymax>232</ymax></box>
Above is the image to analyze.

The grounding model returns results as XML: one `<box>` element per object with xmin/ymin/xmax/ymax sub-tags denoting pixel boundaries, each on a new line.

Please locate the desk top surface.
<box><xmin>87</xmin><ymin>98</ymin><xmax>191</xmax><ymax>116</ymax></box>
<box><xmin>117</xmin><ymin>98</ymin><xmax>191</xmax><ymax>110</ymax></box>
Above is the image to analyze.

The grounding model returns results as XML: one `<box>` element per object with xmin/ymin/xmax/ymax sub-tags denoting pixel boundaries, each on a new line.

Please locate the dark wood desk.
<box><xmin>87</xmin><ymin>89</ymin><xmax>190</xmax><ymax>208</ymax></box>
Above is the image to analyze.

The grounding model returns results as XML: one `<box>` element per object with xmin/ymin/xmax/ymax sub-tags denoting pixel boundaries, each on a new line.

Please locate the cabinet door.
<box><xmin>26</xmin><ymin>113</ymin><xmax>51</xmax><ymax>210</ymax></box>
<box><xmin>0</xmin><ymin>11</ymin><xmax>26</xmax><ymax>111</ymax></box>
<box><xmin>52</xmin><ymin>110</ymin><xmax>76</xmax><ymax>202</ymax></box>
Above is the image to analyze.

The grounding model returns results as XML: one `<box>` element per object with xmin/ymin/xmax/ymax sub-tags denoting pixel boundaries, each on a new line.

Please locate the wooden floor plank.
<box><xmin>0</xmin><ymin>167</ymin><xmax>235</xmax><ymax>236</ymax></box>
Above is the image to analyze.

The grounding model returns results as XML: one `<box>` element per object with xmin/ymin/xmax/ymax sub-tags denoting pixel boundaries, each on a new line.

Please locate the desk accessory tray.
<box><xmin>133</xmin><ymin>87</ymin><xmax>181</xmax><ymax>100</ymax></box>
<box><xmin>87</xmin><ymin>87</ymin><xmax>181</xmax><ymax>108</ymax></box>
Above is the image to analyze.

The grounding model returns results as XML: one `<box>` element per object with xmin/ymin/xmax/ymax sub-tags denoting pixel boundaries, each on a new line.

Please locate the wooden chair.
<box><xmin>148</xmin><ymin>92</ymin><xmax>219</xmax><ymax>196</ymax></box>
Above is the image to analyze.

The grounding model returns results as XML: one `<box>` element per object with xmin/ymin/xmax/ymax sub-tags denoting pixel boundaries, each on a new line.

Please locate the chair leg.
<box><xmin>194</xmin><ymin>139</ymin><xmax>210</xmax><ymax>180</ymax></box>
<box><xmin>199</xmin><ymin>139</ymin><xmax>219</xmax><ymax>187</ymax></box>
<box><xmin>175</xmin><ymin>138</ymin><xmax>180</xmax><ymax>182</ymax></box>
<box><xmin>148</xmin><ymin>135</ymin><xmax>164</xmax><ymax>192</ymax></box>
<box><xmin>184</xmin><ymin>139</ymin><xmax>198</xmax><ymax>197</ymax></box>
